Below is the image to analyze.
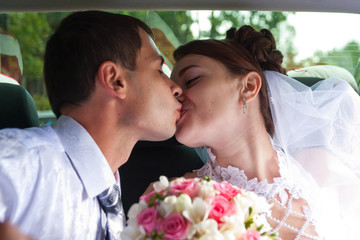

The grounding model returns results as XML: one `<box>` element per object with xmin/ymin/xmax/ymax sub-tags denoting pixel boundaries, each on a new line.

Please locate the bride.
<box><xmin>170</xmin><ymin>25</ymin><xmax>360</xmax><ymax>239</ymax></box>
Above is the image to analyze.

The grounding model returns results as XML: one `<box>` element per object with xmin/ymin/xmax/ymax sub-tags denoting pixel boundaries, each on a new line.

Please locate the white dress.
<box><xmin>197</xmin><ymin>143</ymin><xmax>319</xmax><ymax>240</ymax></box>
<box><xmin>195</xmin><ymin>71</ymin><xmax>360</xmax><ymax>239</ymax></box>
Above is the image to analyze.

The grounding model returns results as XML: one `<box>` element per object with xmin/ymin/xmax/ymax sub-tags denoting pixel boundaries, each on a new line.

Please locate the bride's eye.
<box><xmin>185</xmin><ymin>76</ymin><xmax>200</xmax><ymax>88</ymax></box>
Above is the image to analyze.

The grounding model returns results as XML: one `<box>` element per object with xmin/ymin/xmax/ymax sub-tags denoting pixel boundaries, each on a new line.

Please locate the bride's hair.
<box><xmin>226</xmin><ymin>25</ymin><xmax>286</xmax><ymax>74</ymax></box>
<box><xmin>173</xmin><ymin>25</ymin><xmax>285</xmax><ymax>136</ymax></box>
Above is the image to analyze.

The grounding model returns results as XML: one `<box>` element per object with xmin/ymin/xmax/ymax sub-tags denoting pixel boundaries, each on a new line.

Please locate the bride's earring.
<box><xmin>243</xmin><ymin>97</ymin><xmax>247</xmax><ymax>114</ymax></box>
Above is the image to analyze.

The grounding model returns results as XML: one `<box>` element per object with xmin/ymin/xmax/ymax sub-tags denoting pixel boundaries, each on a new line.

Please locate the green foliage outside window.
<box><xmin>1</xmin><ymin>9</ymin><xmax>359</xmax><ymax>108</ymax></box>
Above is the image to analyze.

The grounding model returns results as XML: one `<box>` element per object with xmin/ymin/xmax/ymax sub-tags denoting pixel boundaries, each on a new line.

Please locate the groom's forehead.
<box><xmin>138</xmin><ymin>32</ymin><xmax>163</xmax><ymax>65</ymax></box>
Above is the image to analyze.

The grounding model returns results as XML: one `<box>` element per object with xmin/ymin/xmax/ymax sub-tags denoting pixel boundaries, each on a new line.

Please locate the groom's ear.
<box><xmin>96</xmin><ymin>61</ymin><xmax>128</xmax><ymax>100</ymax></box>
<box><xmin>241</xmin><ymin>71</ymin><xmax>262</xmax><ymax>102</ymax></box>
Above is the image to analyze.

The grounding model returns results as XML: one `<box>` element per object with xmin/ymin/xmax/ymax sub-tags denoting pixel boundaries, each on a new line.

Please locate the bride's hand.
<box><xmin>183</xmin><ymin>171</ymin><xmax>197</xmax><ymax>179</ymax></box>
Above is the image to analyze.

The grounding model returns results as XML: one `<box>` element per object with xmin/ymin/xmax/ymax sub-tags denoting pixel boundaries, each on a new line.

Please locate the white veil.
<box><xmin>264</xmin><ymin>71</ymin><xmax>360</xmax><ymax>239</ymax></box>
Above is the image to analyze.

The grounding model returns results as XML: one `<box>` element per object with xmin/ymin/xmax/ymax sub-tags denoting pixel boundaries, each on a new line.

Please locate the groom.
<box><xmin>0</xmin><ymin>11</ymin><xmax>182</xmax><ymax>239</ymax></box>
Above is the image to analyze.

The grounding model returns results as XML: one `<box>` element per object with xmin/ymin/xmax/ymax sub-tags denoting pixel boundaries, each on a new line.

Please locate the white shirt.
<box><xmin>0</xmin><ymin>115</ymin><xmax>123</xmax><ymax>239</ymax></box>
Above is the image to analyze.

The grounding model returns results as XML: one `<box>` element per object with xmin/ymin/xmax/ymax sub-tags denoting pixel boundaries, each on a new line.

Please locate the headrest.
<box><xmin>291</xmin><ymin>76</ymin><xmax>324</xmax><ymax>87</ymax></box>
<box><xmin>0</xmin><ymin>73</ymin><xmax>19</xmax><ymax>85</ymax></box>
<box><xmin>0</xmin><ymin>33</ymin><xmax>23</xmax><ymax>74</ymax></box>
<box><xmin>0</xmin><ymin>82</ymin><xmax>40</xmax><ymax>129</ymax></box>
<box><xmin>288</xmin><ymin>65</ymin><xmax>358</xmax><ymax>91</ymax></box>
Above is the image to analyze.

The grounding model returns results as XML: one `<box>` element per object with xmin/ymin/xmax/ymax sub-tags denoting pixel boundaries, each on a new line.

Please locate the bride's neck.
<box><xmin>210</xmin><ymin>128</ymin><xmax>279</xmax><ymax>182</ymax></box>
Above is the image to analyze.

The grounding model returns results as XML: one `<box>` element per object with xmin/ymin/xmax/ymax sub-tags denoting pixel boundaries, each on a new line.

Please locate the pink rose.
<box><xmin>209</xmin><ymin>195</ymin><xmax>236</xmax><ymax>224</ymax></box>
<box><xmin>137</xmin><ymin>207</ymin><xmax>159</xmax><ymax>235</ymax></box>
<box><xmin>140</xmin><ymin>190</ymin><xmax>165</xmax><ymax>206</ymax></box>
<box><xmin>214</xmin><ymin>182</ymin><xmax>242</xmax><ymax>200</ymax></box>
<box><xmin>169</xmin><ymin>179</ymin><xmax>200</xmax><ymax>198</ymax></box>
<box><xmin>157</xmin><ymin>213</ymin><xmax>189</xmax><ymax>240</ymax></box>
<box><xmin>140</xmin><ymin>191</ymin><xmax>156</xmax><ymax>204</ymax></box>
<box><xmin>239</xmin><ymin>230</ymin><xmax>261</xmax><ymax>240</ymax></box>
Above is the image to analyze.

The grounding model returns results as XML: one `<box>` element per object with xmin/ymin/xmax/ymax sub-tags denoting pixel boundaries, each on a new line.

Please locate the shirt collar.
<box><xmin>53</xmin><ymin>115</ymin><xmax>115</xmax><ymax>199</ymax></box>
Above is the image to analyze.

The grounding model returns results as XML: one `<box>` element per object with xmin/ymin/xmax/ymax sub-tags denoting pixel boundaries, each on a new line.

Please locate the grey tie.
<box><xmin>97</xmin><ymin>184</ymin><xmax>125</xmax><ymax>240</ymax></box>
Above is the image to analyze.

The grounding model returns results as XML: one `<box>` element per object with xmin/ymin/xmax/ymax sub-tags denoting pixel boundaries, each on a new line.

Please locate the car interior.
<box><xmin>0</xmin><ymin>81</ymin><xmax>40</xmax><ymax>129</ymax></box>
<box><xmin>1</xmin><ymin>0</ymin><xmax>360</xmax><ymax>216</ymax></box>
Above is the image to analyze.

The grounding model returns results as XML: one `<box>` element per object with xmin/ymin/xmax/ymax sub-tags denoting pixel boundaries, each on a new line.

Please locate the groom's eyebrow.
<box><xmin>147</xmin><ymin>53</ymin><xmax>164</xmax><ymax>65</ymax></box>
<box><xmin>178</xmin><ymin>65</ymin><xmax>199</xmax><ymax>77</ymax></box>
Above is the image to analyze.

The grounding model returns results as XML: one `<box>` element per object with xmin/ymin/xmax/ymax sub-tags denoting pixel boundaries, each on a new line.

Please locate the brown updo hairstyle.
<box><xmin>173</xmin><ymin>25</ymin><xmax>286</xmax><ymax>136</ymax></box>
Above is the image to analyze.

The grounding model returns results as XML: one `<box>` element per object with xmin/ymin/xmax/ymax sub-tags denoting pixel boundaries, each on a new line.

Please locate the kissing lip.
<box><xmin>179</xmin><ymin>108</ymin><xmax>187</xmax><ymax>120</ymax></box>
<box><xmin>176</xmin><ymin>105</ymin><xmax>182</xmax><ymax>121</ymax></box>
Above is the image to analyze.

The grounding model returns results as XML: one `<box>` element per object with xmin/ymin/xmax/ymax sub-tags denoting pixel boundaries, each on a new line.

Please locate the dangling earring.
<box><xmin>243</xmin><ymin>97</ymin><xmax>247</xmax><ymax>114</ymax></box>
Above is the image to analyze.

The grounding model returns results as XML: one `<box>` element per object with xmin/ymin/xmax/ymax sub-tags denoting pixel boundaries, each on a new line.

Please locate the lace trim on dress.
<box><xmin>197</xmin><ymin>144</ymin><xmax>300</xmax><ymax>203</ymax></box>
<box><xmin>197</xmin><ymin>143</ymin><xmax>320</xmax><ymax>240</ymax></box>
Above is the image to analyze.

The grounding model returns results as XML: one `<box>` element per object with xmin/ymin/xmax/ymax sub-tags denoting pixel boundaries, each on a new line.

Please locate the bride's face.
<box><xmin>171</xmin><ymin>54</ymin><xmax>243</xmax><ymax>147</ymax></box>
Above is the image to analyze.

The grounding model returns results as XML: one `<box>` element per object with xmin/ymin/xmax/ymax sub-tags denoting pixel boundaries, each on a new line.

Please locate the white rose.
<box><xmin>158</xmin><ymin>195</ymin><xmax>177</xmax><ymax>217</ymax></box>
<box><xmin>244</xmin><ymin>191</ymin><xmax>272</xmax><ymax>215</ymax></box>
<box><xmin>252</xmin><ymin>214</ymin><xmax>272</xmax><ymax>234</ymax></box>
<box><xmin>219</xmin><ymin>215</ymin><xmax>246</xmax><ymax>237</ymax></box>
<box><xmin>222</xmin><ymin>230</ymin><xmax>239</xmax><ymax>240</ymax></box>
<box><xmin>233</xmin><ymin>194</ymin><xmax>253</xmax><ymax>219</ymax></box>
<box><xmin>127</xmin><ymin>201</ymin><xmax>147</xmax><ymax>220</ymax></box>
<box><xmin>198</xmin><ymin>181</ymin><xmax>217</xmax><ymax>199</ymax></box>
<box><xmin>170</xmin><ymin>176</ymin><xmax>186</xmax><ymax>184</ymax></box>
<box><xmin>120</xmin><ymin>221</ymin><xmax>146</xmax><ymax>240</ymax></box>
<box><xmin>153</xmin><ymin>175</ymin><xmax>169</xmax><ymax>192</ymax></box>
<box><xmin>176</xmin><ymin>193</ymin><xmax>192</xmax><ymax>212</ymax></box>
<box><xmin>188</xmin><ymin>219</ymin><xmax>223</xmax><ymax>240</ymax></box>
<box><xmin>183</xmin><ymin>197</ymin><xmax>209</xmax><ymax>223</ymax></box>
<box><xmin>197</xmin><ymin>231</ymin><xmax>225</xmax><ymax>240</ymax></box>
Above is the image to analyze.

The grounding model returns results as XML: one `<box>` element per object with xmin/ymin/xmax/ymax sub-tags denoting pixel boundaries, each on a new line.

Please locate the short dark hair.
<box><xmin>44</xmin><ymin>11</ymin><xmax>153</xmax><ymax>118</ymax></box>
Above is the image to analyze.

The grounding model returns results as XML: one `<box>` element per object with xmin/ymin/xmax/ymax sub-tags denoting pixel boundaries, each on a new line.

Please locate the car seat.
<box><xmin>288</xmin><ymin>65</ymin><xmax>358</xmax><ymax>91</ymax></box>
<box><xmin>0</xmin><ymin>82</ymin><xmax>40</xmax><ymax>129</ymax></box>
<box><xmin>119</xmin><ymin>136</ymin><xmax>204</xmax><ymax>216</ymax></box>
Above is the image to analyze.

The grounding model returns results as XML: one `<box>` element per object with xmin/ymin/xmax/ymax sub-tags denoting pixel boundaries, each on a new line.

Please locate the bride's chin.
<box><xmin>175</xmin><ymin>131</ymin><xmax>198</xmax><ymax>148</ymax></box>
<box><xmin>174</xmin><ymin>131</ymin><xmax>185</xmax><ymax>143</ymax></box>
<box><xmin>175</xmin><ymin>120</ymin><xmax>198</xmax><ymax>147</ymax></box>
<box><xmin>175</xmin><ymin>129</ymin><xmax>189</xmax><ymax>145</ymax></box>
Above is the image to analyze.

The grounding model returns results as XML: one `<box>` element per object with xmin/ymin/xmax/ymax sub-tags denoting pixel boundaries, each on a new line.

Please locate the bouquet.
<box><xmin>121</xmin><ymin>176</ymin><xmax>277</xmax><ymax>240</ymax></box>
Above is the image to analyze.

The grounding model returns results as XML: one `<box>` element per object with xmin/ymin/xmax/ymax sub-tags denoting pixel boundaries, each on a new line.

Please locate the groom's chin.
<box><xmin>141</xmin><ymin>125</ymin><xmax>176</xmax><ymax>142</ymax></box>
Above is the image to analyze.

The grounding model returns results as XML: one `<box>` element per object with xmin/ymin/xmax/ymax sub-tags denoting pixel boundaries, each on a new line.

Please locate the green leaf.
<box><xmin>150</xmin><ymin>230</ymin><xmax>164</xmax><ymax>240</ymax></box>
<box><xmin>245</xmin><ymin>218</ymin><xmax>254</xmax><ymax>229</ymax></box>
<box><xmin>249</xmin><ymin>207</ymin><xmax>253</xmax><ymax>215</ymax></box>
<box><xmin>204</xmin><ymin>176</ymin><xmax>211</xmax><ymax>181</ymax></box>
<box><xmin>155</xmin><ymin>192</ymin><xmax>165</xmax><ymax>201</ymax></box>
<box><xmin>268</xmin><ymin>232</ymin><xmax>279</xmax><ymax>239</ymax></box>
<box><xmin>151</xmin><ymin>230</ymin><xmax>157</xmax><ymax>238</ymax></box>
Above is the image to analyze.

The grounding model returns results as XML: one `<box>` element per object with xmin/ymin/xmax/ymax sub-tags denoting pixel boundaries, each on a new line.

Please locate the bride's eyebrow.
<box><xmin>178</xmin><ymin>65</ymin><xmax>199</xmax><ymax>78</ymax></box>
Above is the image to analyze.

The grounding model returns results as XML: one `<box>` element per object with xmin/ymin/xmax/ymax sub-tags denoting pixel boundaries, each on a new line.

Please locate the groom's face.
<box><xmin>125</xmin><ymin>29</ymin><xmax>183</xmax><ymax>141</ymax></box>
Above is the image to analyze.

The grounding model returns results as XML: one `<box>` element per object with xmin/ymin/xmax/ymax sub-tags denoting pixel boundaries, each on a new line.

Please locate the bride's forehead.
<box><xmin>182</xmin><ymin>54</ymin><xmax>212</xmax><ymax>62</ymax></box>
<box><xmin>175</xmin><ymin>55</ymin><xmax>218</xmax><ymax>70</ymax></box>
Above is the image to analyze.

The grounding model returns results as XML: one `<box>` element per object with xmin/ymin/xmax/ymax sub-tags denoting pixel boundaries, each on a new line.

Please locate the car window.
<box><xmin>1</xmin><ymin>10</ymin><xmax>359</xmax><ymax>124</ymax></box>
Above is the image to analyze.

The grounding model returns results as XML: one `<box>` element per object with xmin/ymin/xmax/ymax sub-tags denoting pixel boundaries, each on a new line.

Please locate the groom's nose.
<box><xmin>176</xmin><ymin>93</ymin><xmax>184</xmax><ymax>103</ymax></box>
<box><xmin>167</xmin><ymin>76</ymin><xmax>183</xmax><ymax>98</ymax></box>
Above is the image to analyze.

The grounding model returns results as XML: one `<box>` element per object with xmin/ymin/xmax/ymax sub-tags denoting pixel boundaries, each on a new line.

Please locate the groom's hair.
<box><xmin>44</xmin><ymin>11</ymin><xmax>153</xmax><ymax>118</ymax></box>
